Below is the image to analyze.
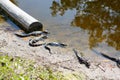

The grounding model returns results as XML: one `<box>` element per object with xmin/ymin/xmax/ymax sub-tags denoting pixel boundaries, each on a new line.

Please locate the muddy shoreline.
<box><xmin>0</xmin><ymin>23</ymin><xmax>120</xmax><ymax>80</ymax></box>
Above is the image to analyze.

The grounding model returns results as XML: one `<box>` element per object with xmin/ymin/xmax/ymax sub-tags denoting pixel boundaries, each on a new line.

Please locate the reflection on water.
<box><xmin>50</xmin><ymin>0</ymin><xmax>120</xmax><ymax>50</ymax></box>
<box><xmin>1</xmin><ymin>0</ymin><xmax>120</xmax><ymax>53</ymax></box>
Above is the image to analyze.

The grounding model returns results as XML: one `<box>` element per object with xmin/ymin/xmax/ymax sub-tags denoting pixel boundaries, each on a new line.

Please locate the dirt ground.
<box><xmin>0</xmin><ymin>22</ymin><xmax>120</xmax><ymax>80</ymax></box>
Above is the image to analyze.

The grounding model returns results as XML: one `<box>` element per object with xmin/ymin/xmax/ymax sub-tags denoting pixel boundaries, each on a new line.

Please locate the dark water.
<box><xmin>1</xmin><ymin>0</ymin><xmax>120</xmax><ymax>58</ymax></box>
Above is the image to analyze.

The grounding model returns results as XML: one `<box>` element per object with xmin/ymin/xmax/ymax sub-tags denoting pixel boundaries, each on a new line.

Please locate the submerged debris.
<box><xmin>73</xmin><ymin>49</ymin><xmax>90</xmax><ymax>68</ymax></box>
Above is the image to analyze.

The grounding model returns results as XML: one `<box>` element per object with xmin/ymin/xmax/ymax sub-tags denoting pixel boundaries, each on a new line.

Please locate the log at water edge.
<box><xmin>0</xmin><ymin>0</ymin><xmax>43</xmax><ymax>32</ymax></box>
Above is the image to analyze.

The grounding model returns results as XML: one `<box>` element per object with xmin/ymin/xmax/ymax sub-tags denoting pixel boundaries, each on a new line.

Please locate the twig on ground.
<box><xmin>96</xmin><ymin>63</ymin><xmax>105</xmax><ymax>72</ymax></box>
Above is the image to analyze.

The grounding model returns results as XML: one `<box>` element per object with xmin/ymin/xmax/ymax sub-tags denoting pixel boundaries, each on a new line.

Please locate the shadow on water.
<box><xmin>50</xmin><ymin>0</ymin><xmax>120</xmax><ymax>50</ymax></box>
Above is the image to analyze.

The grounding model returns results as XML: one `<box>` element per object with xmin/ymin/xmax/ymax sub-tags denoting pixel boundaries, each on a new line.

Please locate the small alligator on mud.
<box><xmin>73</xmin><ymin>49</ymin><xmax>90</xmax><ymax>68</ymax></box>
<box><xmin>15</xmin><ymin>30</ymin><xmax>49</xmax><ymax>37</ymax></box>
<box><xmin>29</xmin><ymin>41</ymin><xmax>67</xmax><ymax>54</ymax></box>
<box><xmin>100</xmin><ymin>53</ymin><xmax>120</xmax><ymax>68</ymax></box>
<box><xmin>15</xmin><ymin>30</ymin><xmax>67</xmax><ymax>54</ymax></box>
<box><xmin>44</xmin><ymin>42</ymin><xmax>67</xmax><ymax>54</ymax></box>
<box><xmin>29</xmin><ymin>35</ymin><xmax>48</xmax><ymax>47</ymax></box>
<box><xmin>92</xmin><ymin>49</ymin><xmax>120</xmax><ymax>68</ymax></box>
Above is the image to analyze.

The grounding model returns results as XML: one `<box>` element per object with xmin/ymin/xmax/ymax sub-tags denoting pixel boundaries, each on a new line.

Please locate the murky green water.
<box><xmin>1</xmin><ymin>0</ymin><xmax>120</xmax><ymax>58</ymax></box>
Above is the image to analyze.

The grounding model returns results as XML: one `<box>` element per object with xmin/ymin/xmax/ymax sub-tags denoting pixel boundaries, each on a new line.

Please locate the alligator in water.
<box><xmin>92</xmin><ymin>49</ymin><xmax>120</xmax><ymax>68</ymax></box>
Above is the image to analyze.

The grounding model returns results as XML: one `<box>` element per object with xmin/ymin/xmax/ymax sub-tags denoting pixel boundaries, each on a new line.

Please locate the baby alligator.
<box><xmin>15</xmin><ymin>30</ymin><xmax>67</xmax><ymax>54</ymax></box>
<box><xmin>44</xmin><ymin>42</ymin><xmax>67</xmax><ymax>54</ymax></box>
<box><xmin>29</xmin><ymin>41</ymin><xmax>67</xmax><ymax>54</ymax></box>
<box><xmin>29</xmin><ymin>35</ymin><xmax>48</xmax><ymax>47</ymax></box>
<box><xmin>29</xmin><ymin>36</ymin><xmax>67</xmax><ymax>47</ymax></box>
<box><xmin>92</xmin><ymin>49</ymin><xmax>120</xmax><ymax>68</ymax></box>
<box><xmin>100</xmin><ymin>53</ymin><xmax>120</xmax><ymax>68</ymax></box>
<box><xmin>73</xmin><ymin>49</ymin><xmax>90</xmax><ymax>68</ymax></box>
<box><xmin>15</xmin><ymin>30</ymin><xmax>49</xmax><ymax>37</ymax></box>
